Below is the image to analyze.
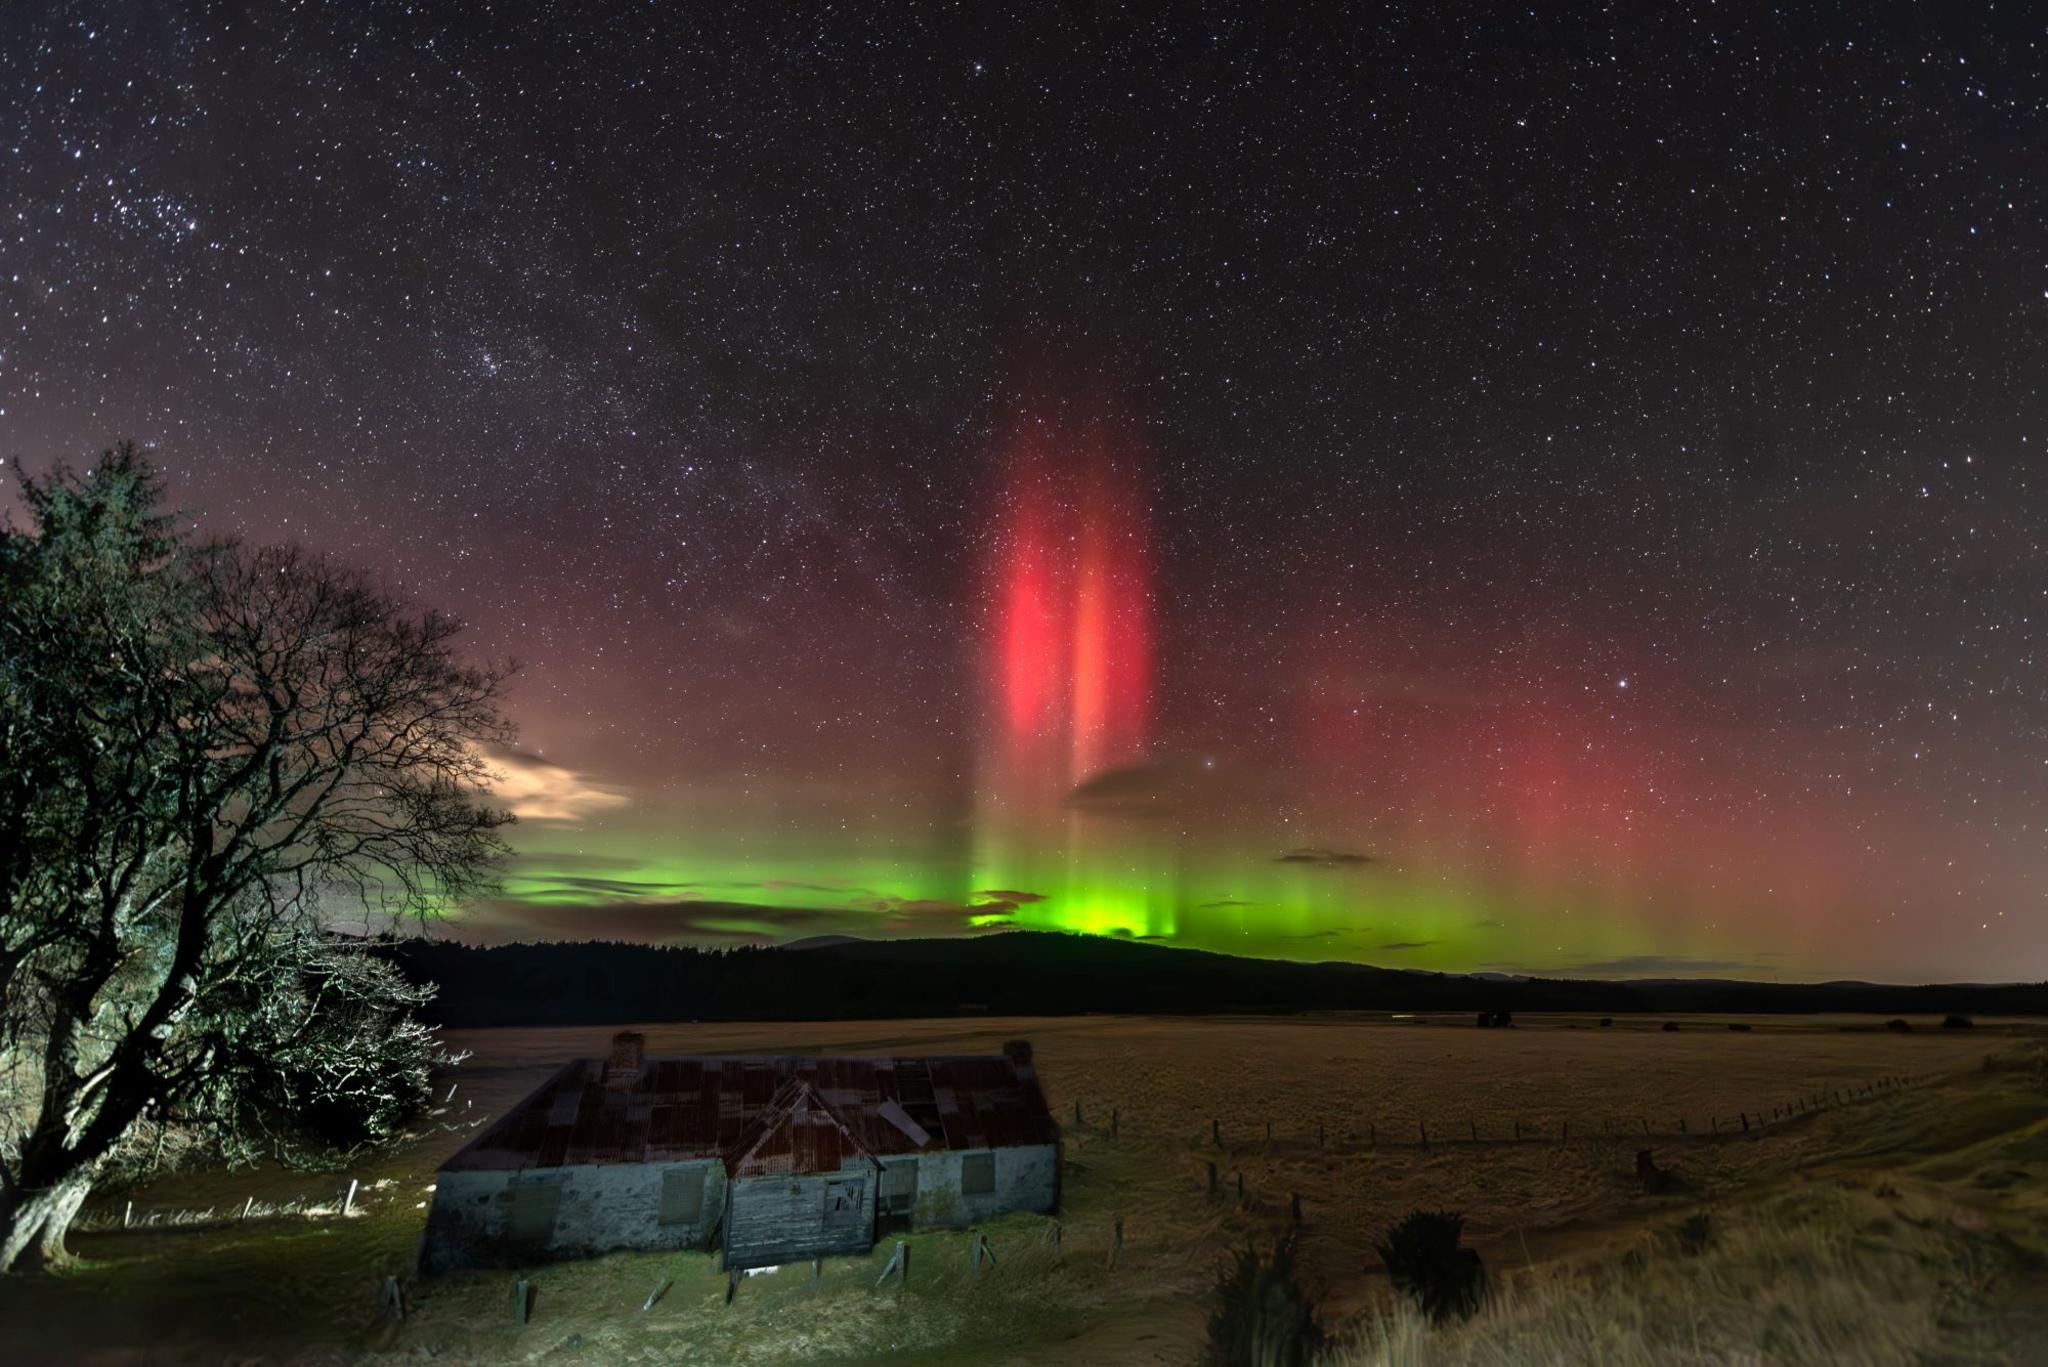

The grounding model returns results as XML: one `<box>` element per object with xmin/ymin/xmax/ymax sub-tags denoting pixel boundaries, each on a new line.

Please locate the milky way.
<box><xmin>4</xmin><ymin>6</ymin><xmax>2045</xmax><ymax>979</ymax></box>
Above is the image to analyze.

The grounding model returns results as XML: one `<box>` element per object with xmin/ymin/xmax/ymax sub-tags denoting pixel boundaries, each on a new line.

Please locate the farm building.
<box><xmin>419</xmin><ymin>1035</ymin><xmax>1060</xmax><ymax>1272</ymax></box>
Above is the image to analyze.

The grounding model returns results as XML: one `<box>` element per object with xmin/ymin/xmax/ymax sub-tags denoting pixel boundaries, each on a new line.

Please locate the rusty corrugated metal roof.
<box><xmin>441</xmin><ymin>1047</ymin><xmax>1059</xmax><ymax>1173</ymax></box>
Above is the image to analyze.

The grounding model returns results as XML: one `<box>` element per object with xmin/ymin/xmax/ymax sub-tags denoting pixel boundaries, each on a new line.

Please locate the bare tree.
<box><xmin>0</xmin><ymin>446</ymin><xmax>513</xmax><ymax>1270</ymax></box>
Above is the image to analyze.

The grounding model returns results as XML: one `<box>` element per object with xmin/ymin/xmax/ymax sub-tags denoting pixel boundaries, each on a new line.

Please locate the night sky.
<box><xmin>5</xmin><ymin>5</ymin><xmax>2045</xmax><ymax>981</ymax></box>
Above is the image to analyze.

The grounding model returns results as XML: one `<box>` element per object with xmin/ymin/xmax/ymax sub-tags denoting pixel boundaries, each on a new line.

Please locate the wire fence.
<box><xmin>1059</xmin><ymin>1069</ymin><xmax>1942</xmax><ymax>1157</ymax></box>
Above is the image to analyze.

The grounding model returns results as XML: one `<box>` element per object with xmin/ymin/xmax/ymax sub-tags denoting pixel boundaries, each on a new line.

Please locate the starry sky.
<box><xmin>4</xmin><ymin>4</ymin><xmax>2045</xmax><ymax>982</ymax></box>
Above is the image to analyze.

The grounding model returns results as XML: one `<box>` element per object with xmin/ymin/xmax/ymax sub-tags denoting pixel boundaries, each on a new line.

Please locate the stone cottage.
<box><xmin>419</xmin><ymin>1035</ymin><xmax>1060</xmax><ymax>1271</ymax></box>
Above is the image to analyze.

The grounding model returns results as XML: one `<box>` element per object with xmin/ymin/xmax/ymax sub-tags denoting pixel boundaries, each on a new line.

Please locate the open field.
<box><xmin>3</xmin><ymin>1012</ymin><xmax>2041</xmax><ymax>1364</ymax></box>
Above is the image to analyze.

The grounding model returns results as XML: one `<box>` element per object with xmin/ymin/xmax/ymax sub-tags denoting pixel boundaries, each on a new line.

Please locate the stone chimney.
<box><xmin>605</xmin><ymin>1031</ymin><xmax>646</xmax><ymax>1088</ymax></box>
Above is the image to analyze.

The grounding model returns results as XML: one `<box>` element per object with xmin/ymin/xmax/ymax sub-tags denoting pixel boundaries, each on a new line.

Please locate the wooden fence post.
<box><xmin>1111</xmin><ymin>1108</ymin><xmax>1119</xmax><ymax>1140</ymax></box>
<box><xmin>1212</xmin><ymin>1118</ymin><xmax>1222</xmax><ymax>1147</ymax></box>
<box><xmin>643</xmin><ymin>1276</ymin><xmax>671</xmax><ymax>1311</ymax></box>
<box><xmin>876</xmin><ymin>1241</ymin><xmax>908</xmax><ymax>1287</ymax></box>
<box><xmin>1560</xmin><ymin>1120</ymin><xmax>1568</xmax><ymax>1144</ymax></box>
<box><xmin>1289</xmin><ymin>1192</ymin><xmax>1302</xmax><ymax>1225</ymax></box>
<box><xmin>514</xmin><ymin>1278</ymin><xmax>531</xmax><ymax>1323</ymax></box>
<box><xmin>1075</xmin><ymin>1100</ymin><xmax>1084</xmax><ymax>1127</ymax></box>
<box><xmin>343</xmin><ymin>1179</ymin><xmax>358</xmax><ymax>1216</ymax></box>
<box><xmin>1469</xmin><ymin>1118</ymin><xmax>1478</xmax><ymax>1142</ymax></box>
<box><xmin>1419</xmin><ymin>1120</ymin><xmax>1429</xmax><ymax>1149</ymax></box>
<box><xmin>1108</xmin><ymin>1216</ymin><xmax>1124</xmax><ymax>1269</ymax></box>
<box><xmin>382</xmin><ymin>1275</ymin><xmax>406</xmax><ymax>1321</ymax></box>
<box><xmin>1236</xmin><ymin>1170</ymin><xmax>1245</xmax><ymax>1204</ymax></box>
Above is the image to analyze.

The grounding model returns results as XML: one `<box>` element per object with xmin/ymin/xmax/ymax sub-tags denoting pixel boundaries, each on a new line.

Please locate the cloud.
<box><xmin>978</xmin><ymin>889</ymin><xmax>1048</xmax><ymax>904</ymax></box>
<box><xmin>1274</xmin><ymin>846</ymin><xmax>1377</xmax><ymax>870</ymax></box>
<box><xmin>484</xmin><ymin>745</ymin><xmax>631</xmax><ymax>822</ymax></box>
<box><xmin>1376</xmin><ymin>940</ymin><xmax>1439</xmax><ymax>951</ymax></box>
<box><xmin>1063</xmin><ymin>758</ymin><xmax>1201</xmax><ymax>818</ymax></box>
<box><xmin>450</xmin><ymin>898</ymin><xmax>840</xmax><ymax>945</ymax></box>
<box><xmin>448</xmin><ymin>888</ymin><xmax>1025</xmax><ymax>947</ymax></box>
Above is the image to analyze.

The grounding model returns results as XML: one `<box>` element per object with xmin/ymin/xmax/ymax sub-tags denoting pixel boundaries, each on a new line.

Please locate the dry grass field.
<box><xmin>3</xmin><ymin>1012</ymin><xmax>2040</xmax><ymax>1364</ymax></box>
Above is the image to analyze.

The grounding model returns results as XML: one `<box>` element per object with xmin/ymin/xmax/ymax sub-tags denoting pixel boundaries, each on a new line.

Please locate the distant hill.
<box><xmin>372</xmin><ymin>931</ymin><xmax>2048</xmax><ymax>1028</ymax></box>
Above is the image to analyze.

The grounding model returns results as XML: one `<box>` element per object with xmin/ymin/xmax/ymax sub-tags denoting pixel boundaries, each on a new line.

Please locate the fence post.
<box><xmin>1641</xmin><ymin>1118</ymin><xmax>1650</xmax><ymax>1136</ymax></box>
<box><xmin>1212</xmin><ymin>1118</ymin><xmax>1222</xmax><ymax>1147</ymax></box>
<box><xmin>1289</xmin><ymin>1192</ymin><xmax>1302</xmax><ymax>1225</ymax></box>
<box><xmin>515</xmin><ymin>1278</ymin><xmax>531</xmax><ymax>1323</ymax></box>
<box><xmin>1469</xmin><ymin>1118</ymin><xmax>1478</xmax><ymax>1142</ymax></box>
<box><xmin>1678</xmin><ymin>1117</ymin><xmax>1687</xmax><ymax>1135</ymax></box>
<box><xmin>1740</xmin><ymin>1112</ymin><xmax>1749</xmax><ymax>1132</ymax></box>
<box><xmin>1236</xmin><ymin>1170</ymin><xmax>1245</xmax><ymax>1204</ymax></box>
<box><xmin>1419</xmin><ymin>1120</ymin><xmax>1429</xmax><ymax>1149</ymax></box>
<box><xmin>643</xmin><ymin>1276</ymin><xmax>671</xmax><ymax>1311</ymax></box>
<box><xmin>1111</xmin><ymin>1108</ymin><xmax>1119</xmax><ymax>1140</ymax></box>
<box><xmin>343</xmin><ymin>1179</ymin><xmax>358</xmax><ymax>1216</ymax></box>
<box><xmin>1109</xmin><ymin>1216</ymin><xmax>1124</xmax><ymax>1269</ymax></box>
<box><xmin>876</xmin><ymin>1240</ymin><xmax>908</xmax><ymax>1287</ymax></box>
<box><xmin>1560</xmin><ymin>1120</ymin><xmax>1568</xmax><ymax>1144</ymax></box>
<box><xmin>383</xmin><ymin>1275</ymin><xmax>406</xmax><ymax>1321</ymax></box>
<box><xmin>1075</xmin><ymin>1100</ymin><xmax>1083</xmax><ymax>1127</ymax></box>
<box><xmin>1370</xmin><ymin>1122</ymin><xmax>1377</xmax><ymax>1148</ymax></box>
<box><xmin>1318</xmin><ymin>1122</ymin><xmax>1325</xmax><ymax>1148</ymax></box>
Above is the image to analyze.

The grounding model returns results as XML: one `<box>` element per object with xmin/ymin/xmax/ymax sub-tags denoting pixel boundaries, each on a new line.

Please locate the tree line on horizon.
<box><xmin>372</xmin><ymin>933</ymin><xmax>2047</xmax><ymax>1029</ymax></box>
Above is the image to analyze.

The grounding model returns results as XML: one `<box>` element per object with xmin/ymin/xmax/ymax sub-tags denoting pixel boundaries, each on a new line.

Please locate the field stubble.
<box><xmin>1</xmin><ymin>1012</ymin><xmax>2025</xmax><ymax>1364</ymax></box>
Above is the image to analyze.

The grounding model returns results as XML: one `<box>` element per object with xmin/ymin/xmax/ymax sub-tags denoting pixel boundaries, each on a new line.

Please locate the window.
<box><xmin>659</xmin><ymin>1167</ymin><xmax>706</xmax><ymax>1226</ymax></box>
<box><xmin>823</xmin><ymin>1178</ymin><xmax>864</xmax><ymax>1228</ymax></box>
<box><xmin>507</xmin><ymin>1180</ymin><xmax>562</xmax><ymax>1246</ymax></box>
<box><xmin>880</xmin><ymin>1160</ymin><xmax>918</xmax><ymax>1215</ymax></box>
<box><xmin>960</xmin><ymin>1152</ymin><xmax>996</xmax><ymax>1196</ymax></box>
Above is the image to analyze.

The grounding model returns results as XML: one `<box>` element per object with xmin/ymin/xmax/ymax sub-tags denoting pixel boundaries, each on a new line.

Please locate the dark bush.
<box><xmin>1661</xmin><ymin>1021</ymin><xmax>1680</xmax><ymax>1032</ymax></box>
<box><xmin>1675</xmin><ymin>1212</ymin><xmax>1712</xmax><ymax>1255</ymax></box>
<box><xmin>1204</xmin><ymin>1235</ymin><xmax>1324</xmax><ymax>1367</ymax></box>
<box><xmin>1475</xmin><ymin>1010</ymin><xmax>1516</xmax><ymax>1028</ymax></box>
<box><xmin>1943</xmin><ymin>1015</ymin><xmax>1974</xmax><ymax>1029</ymax></box>
<box><xmin>1598</xmin><ymin>1017</ymin><xmax>1614</xmax><ymax>1027</ymax></box>
<box><xmin>1727</xmin><ymin>1022</ymin><xmax>1752</xmax><ymax>1032</ymax></box>
<box><xmin>1376</xmin><ymin>1209</ymin><xmax>1486</xmax><ymax>1324</ymax></box>
<box><xmin>1885</xmin><ymin>1018</ymin><xmax>1913</xmax><ymax>1033</ymax></box>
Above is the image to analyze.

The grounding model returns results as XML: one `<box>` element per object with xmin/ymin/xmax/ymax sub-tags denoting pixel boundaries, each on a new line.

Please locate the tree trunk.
<box><xmin>0</xmin><ymin>1169</ymin><xmax>93</xmax><ymax>1272</ymax></box>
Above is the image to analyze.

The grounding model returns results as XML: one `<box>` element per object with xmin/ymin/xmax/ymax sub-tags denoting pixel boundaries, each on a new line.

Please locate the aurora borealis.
<box><xmin>4</xmin><ymin>6</ymin><xmax>2046</xmax><ymax>982</ymax></box>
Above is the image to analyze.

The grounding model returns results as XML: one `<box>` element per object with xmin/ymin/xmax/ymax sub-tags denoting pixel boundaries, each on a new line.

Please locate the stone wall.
<box><xmin>910</xmin><ymin>1142</ymin><xmax>1058</xmax><ymax>1228</ymax></box>
<box><xmin>419</xmin><ymin>1159</ymin><xmax>727</xmax><ymax>1272</ymax></box>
